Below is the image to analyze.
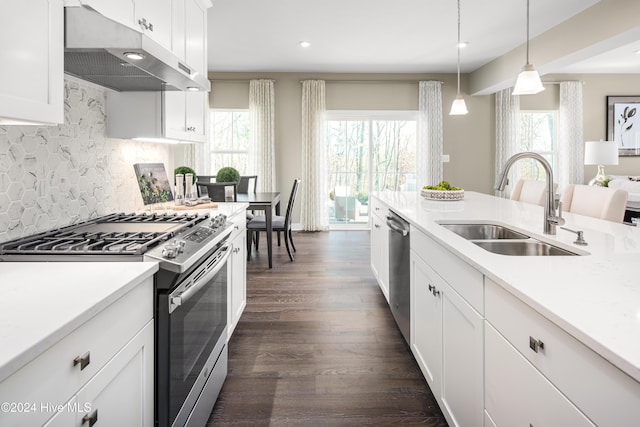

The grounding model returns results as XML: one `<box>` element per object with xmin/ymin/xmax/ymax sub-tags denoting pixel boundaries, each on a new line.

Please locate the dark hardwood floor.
<box><xmin>208</xmin><ymin>230</ymin><xmax>447</xmax><ymax>426</ymax></box>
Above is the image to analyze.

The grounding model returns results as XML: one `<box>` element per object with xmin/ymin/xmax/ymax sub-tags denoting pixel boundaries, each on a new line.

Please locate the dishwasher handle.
<box><xmin>386</xmin><ymin>215</ymin><xmax>409</xmax><ymax>236</ymax></box>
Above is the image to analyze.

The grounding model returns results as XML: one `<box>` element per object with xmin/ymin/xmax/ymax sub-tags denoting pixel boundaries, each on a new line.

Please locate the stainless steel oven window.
<box><xmin>165</xmin><ymin>246</ymin><xmax>230</xmax><ymax>424</ymax></box>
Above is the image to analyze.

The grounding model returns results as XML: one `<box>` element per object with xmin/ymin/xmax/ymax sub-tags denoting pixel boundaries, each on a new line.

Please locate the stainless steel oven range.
<box><xmin>0</xmin><ymin>212</ymin><xmax>232</xmax><ymax>427</ymax></box>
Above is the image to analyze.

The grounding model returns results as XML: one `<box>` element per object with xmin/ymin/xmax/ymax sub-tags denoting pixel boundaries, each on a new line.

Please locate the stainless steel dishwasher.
<box><xmin>386</xmin><ymin>210</ymin><xmax>410</xmax><ymax>344</ymax></box>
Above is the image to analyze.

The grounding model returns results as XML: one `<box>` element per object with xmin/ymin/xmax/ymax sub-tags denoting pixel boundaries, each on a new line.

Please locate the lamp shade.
<box><xmin>450</xmin><ymin>96</ymin><xmax>468</xmax><ymax>115</ymax></box>
<box><xmin>584</xmin><ymin>141</ymin><xmax>619</xmax><ymax>165</ymax></box>
<box><xmin>512</xmin><ymin>64</ymin><xmax>545</xmax><ymax>95</ymax></box>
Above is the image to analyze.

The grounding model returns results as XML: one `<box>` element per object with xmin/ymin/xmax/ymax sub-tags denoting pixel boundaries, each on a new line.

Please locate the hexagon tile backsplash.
<box><xmin>0</xmin><ymin>78</ymin><xmax>171</xmax><ymax>243</ymax></box>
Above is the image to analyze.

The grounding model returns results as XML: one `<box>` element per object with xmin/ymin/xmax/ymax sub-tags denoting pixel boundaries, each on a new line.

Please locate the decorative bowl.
<box><xmin>420</xmin><ymin>188</ymin><xmax>464</xmax><ymax>201</ymax></box>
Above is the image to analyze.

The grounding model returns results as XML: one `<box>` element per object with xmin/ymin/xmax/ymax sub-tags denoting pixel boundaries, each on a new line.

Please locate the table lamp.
<box><xmin>584</xmin><ymin>141</ymin><xmax>618</xmax><ymax>186</ymax></box>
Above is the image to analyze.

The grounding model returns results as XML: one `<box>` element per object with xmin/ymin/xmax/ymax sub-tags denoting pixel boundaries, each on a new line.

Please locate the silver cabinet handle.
<box><xmin>73</xmin><ymin>351</ymin><xmax>91</xmax><ymax>370</ymax></box>
<box><xmin>374</xmin><ymin>223</ymin><xmax>380</xmax><ymax>228</ymax></box>
<box><xmin>529</xmin><ymin>336</ymin><xmax>544</xmax><ymax>353</ymax></box>
<box><xmin>428</xmin><ymin>284</ymin><xmax>440</xmax><ymax>297</ymax></box>
<box><xmin>82</xmin><ymin>409</ymin><xmax>98</xmax><ymax>426</ymax></box>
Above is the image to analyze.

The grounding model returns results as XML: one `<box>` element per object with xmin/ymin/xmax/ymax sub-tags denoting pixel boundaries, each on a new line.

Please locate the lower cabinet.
<box><xmin>45</xmin><ymin>322</ymin><xmax>154</xmax><ymax>427</ymax></box>
<box><xmin>227</xmin><ymin>211</ymin><xmax>247</xmax><ymax>340</ymax></box>
<box><xmin>370</xmin><ymin>197</ymin><xmax>389</xmax><ymax>301</ymax></box>
<box><xmin>0</xmin><ymin>276</ymin><xmax>154</xmax><ymax>427</ymax></box>
<box><xmin>484</xmin><ymin>323</ymin><xmax>594</xmax><ymax>427</ymax></box>
<box><xmin>410</xmin><ymin>248</ymin><xmax>484</xmax><ymax>427</ymax></box>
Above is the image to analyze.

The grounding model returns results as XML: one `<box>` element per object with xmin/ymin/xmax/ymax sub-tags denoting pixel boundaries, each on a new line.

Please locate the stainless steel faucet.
<box><xmin>495</xmin><ymin>152</ymin><xmax>564</xmax><ymax>234</ymax></box>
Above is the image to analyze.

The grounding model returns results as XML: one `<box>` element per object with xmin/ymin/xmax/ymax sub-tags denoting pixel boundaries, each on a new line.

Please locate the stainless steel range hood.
<box><xmin>64</xmin><ymin>6</ymin><xmax>210</xmax><ymax>92</ymax></box>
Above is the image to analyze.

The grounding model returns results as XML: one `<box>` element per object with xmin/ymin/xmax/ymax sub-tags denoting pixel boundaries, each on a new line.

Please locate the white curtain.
<box><xmin>417</xmin><ymin>81</ymin><xmax>444</xmax><ymax>186</ymax></box>
<box><xmin>300</xmin><ymin>80</ymin><xmax>328</xmax><ymax>231</ymax></box>
<box><xmin>558</xmin><ymin>81</ymin><xmax>584</xmax><ymax>189</ymax></box>
<box><xmin>182</xmin><ymin>143</ymin><xmax>208</xmax><ymax>179</ymax></box>
<box><xmin>495</xmin><ymin>87</ymin><xmax>520</xmax><ymax>197</ymax></box>
<box><xmin>249</xmin><ymin>79</ymin><xmax>276</xmax><ymax>192</ymax></box>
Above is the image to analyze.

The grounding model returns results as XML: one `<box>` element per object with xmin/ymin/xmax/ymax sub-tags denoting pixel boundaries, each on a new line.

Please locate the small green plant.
<box><xmin>216</xmin><ymin>166</ymin><xmax>240</xmax><ymax>183</ymax></box>
<box><xmin>423</xmin><ymin>180</ymin><xmax>462</xmax><ymax>191</ymax></box>
<box><xmin>174</xmin><ymin>166</ymin><xmax>196</xmax><ymax>184</ymax></box>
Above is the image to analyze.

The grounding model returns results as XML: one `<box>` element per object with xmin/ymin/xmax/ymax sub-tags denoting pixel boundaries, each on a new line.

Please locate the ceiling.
<box><xmin>206</xmin><ymin>0</ymin><xmax>640</xmax><ymax>75</ymax></box>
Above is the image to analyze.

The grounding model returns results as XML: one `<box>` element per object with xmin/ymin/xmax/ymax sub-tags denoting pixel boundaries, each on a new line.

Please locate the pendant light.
<box><xmin>512</xmin><ymin>0</ymin><xmax>545</xmax><ymax>95</ymax></box>
<box><xmin>450</xmin><ymin>0</ymin><xmax>468</xmax><ymax>115</ymax></box>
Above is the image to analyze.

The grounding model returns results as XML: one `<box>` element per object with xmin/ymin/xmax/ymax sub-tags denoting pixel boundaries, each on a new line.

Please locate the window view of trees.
<box><xmin>326</xmin><ymin>116</ymin><xmax>416</xmax><ymax>226</ymax></box>
<box><xmin>209</xmin><ymin>110</ymin><xmax>250</xmax><ymax>174</ymax></box>
<box><xmin>518</xmin><ymin>111</ymin><xmax>558</xmax><ymax>180</ymax></box>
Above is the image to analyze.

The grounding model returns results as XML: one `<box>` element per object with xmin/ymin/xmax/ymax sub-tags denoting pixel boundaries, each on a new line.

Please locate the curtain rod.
<box><xmin>542</xmin><ymin>80</ymin><xmax>586</xmax><ymax>85</ymax></box>
<box><xmin>209</xmin><ymin>79</ymin><xmax>275</xmax><ymax>83</ymax></box>
<box><xmin>300</xmin><ymin>79</ymin><xmax>443</xmax><ymax>84</ymax></box>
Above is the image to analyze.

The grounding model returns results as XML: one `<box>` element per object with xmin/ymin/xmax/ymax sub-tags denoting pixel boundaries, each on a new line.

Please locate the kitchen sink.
<box><xmin>439</xmin><ymin>223</ymin><xmax>529</xmax><ymax>240</ymax></box>
<box><xmin>472</xmin><ymin>240</ymin><xmax>578</xmax><ymax>256</ymax></box>
<box><xmin>438</xmin><ymin>222</ymin><xmax>581</xmax><ymax>256</ymax></box>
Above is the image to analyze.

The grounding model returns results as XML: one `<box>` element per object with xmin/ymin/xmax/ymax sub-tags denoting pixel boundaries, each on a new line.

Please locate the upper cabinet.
<box><xmin>172</xmin><ymin>0</ymin><xmax>209</xmax><ymax>79</ymax></box>
<box><xmin>134</xmin><ymin>0</ymin><xmax>172</xmax><ymax>50</ymax></box>
<box><xmin>0</xmin><ymin>0</ymin><xmax>64</xmax><ymax>125</ymax></box>
<box><xmin>74</xmin><ymin>0</ymin><xmax>135</xmax><ymax>32</ymax></box>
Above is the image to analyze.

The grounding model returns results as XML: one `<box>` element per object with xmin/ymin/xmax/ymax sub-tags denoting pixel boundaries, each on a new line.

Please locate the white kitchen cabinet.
<box><xmin>370</xmin><ymin>197</ymin><xmax>389</xmax><ymax>301</ymax></box>
<box><xmin>172</xmin><ymin>0</ymin><xmax>209</xmax><ymax>78</ymax></box>
<box><xmin>410</xmin><ymin>247</ymin><xmax>484</xmax><ymax>427</ymax></box>
<box><xmin>74</xmin><ymin>321</ymin><xmax>154</xmax><ymax>427</ymax></box>
<box><xmin>0</xmin><ymin>277</ymin><xmax>153</xmax><ymax>426</ymax></box>
<box><xmin>134</xmin><ymin>0</ymin><xmax>172</xmax><ymax>50</ymax></box>
<box><xmin>485</xmin><ymin>278</ymin><xmax>640</xmax><ymax>427</ymax></box>
<box><xmin>106</xmin><ymin>90</ymin><xmax>207</xmax><ymax>143</ymax></box>
<box><xmin>485</xmin><ymin>323</ymin><xmax>594</xmax><ymax>427</ymax></box>
<box><xmin>227</xmin><ymin>210</ymin><xmax>247</xmax><ymax>339</ymax></box>
<box><xmin>0</xmin><ymin>0</ymin><xmax>63</xmax><ymax>125</ymax></box>
<box><xmin>164</xmin><ymin>91</ymin><xmax>208</xmax><ymax>142</ymax></box>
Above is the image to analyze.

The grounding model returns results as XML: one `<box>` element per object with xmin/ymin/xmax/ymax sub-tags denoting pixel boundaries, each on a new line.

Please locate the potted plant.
<box><xmin>216</xmin><ymin>166</ymin><xmax>240</xmax><ymax>183</ymax></box>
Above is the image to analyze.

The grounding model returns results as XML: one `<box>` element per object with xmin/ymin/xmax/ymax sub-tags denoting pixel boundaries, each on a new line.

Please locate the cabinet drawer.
<box><xmin>0</xmin><ymin>277</ymin><xmax>153</xmax><ymax>426</ymax></box>
<box><xmin>485</xmin><ymin>279</ymin><xmax>640</xmax><ymax>427</ymax></box>
<box><xmin>370</xmin><ymin>196</ymin><xmax>389</xmax><ymax>220</ymax></box>
<box><xmin>485</xmin><ymin>323</ymin><xmax>594</xmax><ymax>427</ymax></box>
<box><xmin>410</xmin><ymin>228</ymin><xmax>483</xmax><ymax>312</ymax></box>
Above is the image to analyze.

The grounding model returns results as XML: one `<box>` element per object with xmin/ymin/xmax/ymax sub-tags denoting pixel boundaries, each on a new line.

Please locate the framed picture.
<box><xmin>607</xmin><ymin>95</ymin><xmax>640</xmax><ymax>156</ymax></box>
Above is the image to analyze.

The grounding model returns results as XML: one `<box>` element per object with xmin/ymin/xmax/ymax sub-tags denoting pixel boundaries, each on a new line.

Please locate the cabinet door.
<box><xmin>171</xmin><ymin>0</ymin><xmax>186</xmax><ymax>60</ymax></box>
<box><xmin>228</xmin><ymin>226</ymin><xmax>247</xmax><ymax>339</ymax></box>
<box><xmin>79</xmin><ymin>0</ymin><xmax>135</xmax><ymax>30</ymax></box>
<box><xmin>134</xmin><ymin>0</ymin><xmax>172</xmax><ymax>50</ymax></box>
<box><xmin>185</xmin><ymin>0</ymin><xmax>207</xmax><ymax>77</ymax></box>
<box><xmin>185</xmin><ymin>90</ymin><xmax>207</xmax><ymax>142</ymax></box>
<box><xmin>440</xmin><ymin>280</ymin><xmax>484</xmax><ymax>427</ymax></box>
<box><xmin>164</xmin><ymin>91</ymin><xmax>187</xmax><ymax>136</ymax></box>
<box><xmin>0</xmin><ymin>0</ymin><xmax>63</xmax><ymax>125</ymax></box>
<box><xmin>75</xmin><ymin>321</ymin><xmax>154</xmax><ymax>427</ymax></box>
<box><xmin>370</xmin><ymin>214</ymin><xmax>389</xmax><ymax>300</ymax></box>
<box><xmin>410</xmin><ymin>251</ymin><xmax>442</xmax><ymax>394</ymax></box>
<box><xmin>485</xmin><ymin>323</ymin><xmax>595</xmax><ymax>427</ymax></box>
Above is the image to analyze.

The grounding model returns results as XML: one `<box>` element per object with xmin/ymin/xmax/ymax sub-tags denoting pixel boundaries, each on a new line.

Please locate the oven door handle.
<box><xmin>169</xmin><ymin>245</ymin><xmax>231</xmax><ymax>314</ymax></box>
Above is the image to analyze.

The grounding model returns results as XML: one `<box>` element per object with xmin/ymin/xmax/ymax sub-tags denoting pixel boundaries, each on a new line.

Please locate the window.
<box><xmin>325</xmin><ymin>111</ymin><xmax>417</xmax><ymax>227</ymax></box>
<box><xmin>518</xmin><ymin>111</ymin><xmax>558</xmax><ymax>180</ymax></box>
<box><xmin>209</xmin><ymin>110</ymin><xmax>250</xmax><ymax>174</ymax></box>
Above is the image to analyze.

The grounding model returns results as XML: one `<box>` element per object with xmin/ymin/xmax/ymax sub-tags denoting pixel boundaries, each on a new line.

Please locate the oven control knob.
<box><xmin>162</xmin><ymin>240</ymin><xmax>184</xmax><ymax>259</ymax></box>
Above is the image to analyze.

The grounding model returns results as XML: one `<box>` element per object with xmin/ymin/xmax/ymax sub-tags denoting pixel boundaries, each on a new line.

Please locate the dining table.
<box><xmin>236</xmin><ymin>192</ymin><xmax>281</xmax><ymax>268</ymax></box>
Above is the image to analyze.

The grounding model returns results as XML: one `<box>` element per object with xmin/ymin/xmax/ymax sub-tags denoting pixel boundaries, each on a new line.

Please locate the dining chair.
<box><xmin>237</xmin><ymin>175</ymin><xmax>258</xmax><ymax>194</ymax></box>
<box><xmin>196</xmin><ymin>182</ymin><xmax>238</xmax><ymax>201</ymax></box>
<box><xmin>510</xmin><ymin>179</ymin><xmax>558</xmax><ymax>206</ymax></box>
<box><xmin>560</xmin><ymin>184</ymin><xmax>628</xmax><ymax>222</ymax></box>
<box><xmin>246</xmin><ymin>178</ymin><xmax>300</xmax><ymax>262</ymax></box>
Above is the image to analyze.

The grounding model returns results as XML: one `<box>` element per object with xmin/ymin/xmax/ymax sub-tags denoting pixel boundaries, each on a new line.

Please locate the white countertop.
<box><xmin>374</xmin><ymin>190</ymin><xmax>640</xmax><ymax>383</ymax></box>
<box><xmin>0</xmin><ymin>262</ymin><xmax>158</xmax><ymax>383</ymax></box>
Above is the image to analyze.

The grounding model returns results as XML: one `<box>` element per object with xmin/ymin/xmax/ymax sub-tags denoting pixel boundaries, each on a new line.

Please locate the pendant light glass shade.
<box><xmin>512</xmin><ymin>0</ymin><xmax>545</xmax><ymax>96</ymax></box>
<box><xmin>450</xmin><ymin>0</ymin><xmax>468</xmax><ymax>115</ymax></box>
<box><xmin>450</xmin><ymin>95</ymin><xmax>469</xmax><ymax>115</ymax></box>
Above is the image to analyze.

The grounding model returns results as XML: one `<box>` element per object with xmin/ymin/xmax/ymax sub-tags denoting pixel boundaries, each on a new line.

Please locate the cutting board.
<box><xmin>167</xmin><ymin>202</ymin><xmax>219</xmax><ymax>210</ymax></box>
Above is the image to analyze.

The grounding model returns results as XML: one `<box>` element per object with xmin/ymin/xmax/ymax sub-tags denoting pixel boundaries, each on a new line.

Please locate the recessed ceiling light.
<box><xmin>186</xmin><ymin>87</ymin><xmax>199</xmax><ymax>92</ymax></box>
<box><xmin>299</xmin><ymin>41</ymin><xmax>311</xmax><ymax>48</ymax></box>
<box><xmin>124</xmin><ymin>52</ymin><xmax>145</xmax><ymax>60</ymax></box>
<box><xmin>457</xmin><ymin>41</ymin><xmax>468</xmax><ymax>48</ymax></box>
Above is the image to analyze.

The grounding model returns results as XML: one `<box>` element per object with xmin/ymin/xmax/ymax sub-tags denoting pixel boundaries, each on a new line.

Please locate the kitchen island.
<box><xmin>372</xmin><ymin>190</ymin><xmax>640</xmax><ymax>427</ymax></box>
